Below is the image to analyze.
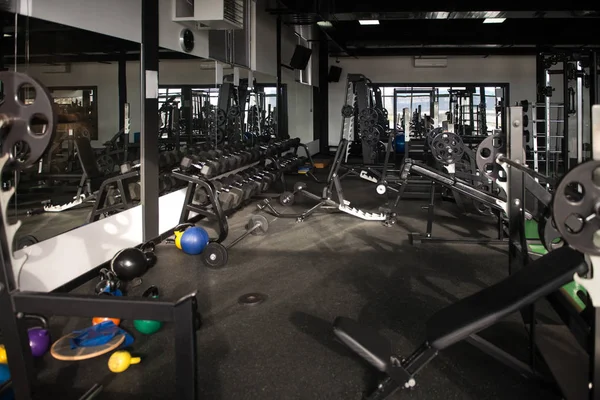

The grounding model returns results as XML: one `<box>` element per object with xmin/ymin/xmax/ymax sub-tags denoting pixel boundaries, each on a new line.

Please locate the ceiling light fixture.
<box><xmin>317</xmin><ymin>21</ymin><xmax>332</xmax><ymax>28</ymax></box>
<box><xmin>483</xmin><ymin>18</ymin><xmax>506</xmax><ymax>23</ymax></box>
<box><xmin>358</xmin><ymin>20</ymin><xmax>380</xmax><ymax>25</ymax></box>
<box><xmin>3</xmin><ymin>34</ymin><xmax>11</xmax><ymax>37</ymax></box>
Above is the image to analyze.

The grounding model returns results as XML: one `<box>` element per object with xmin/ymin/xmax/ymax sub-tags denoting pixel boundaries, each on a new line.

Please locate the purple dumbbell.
<box><xmin>25</xmin><ymin>315</ymin><xmax>51</xmax><ymax>357</ymax></box>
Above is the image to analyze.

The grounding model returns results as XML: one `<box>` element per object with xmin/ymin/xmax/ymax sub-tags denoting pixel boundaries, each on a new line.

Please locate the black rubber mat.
<box><xmin>32</xmin><ymin>177</ymin><xmax>559</xmax><ymax>399</ymax></box>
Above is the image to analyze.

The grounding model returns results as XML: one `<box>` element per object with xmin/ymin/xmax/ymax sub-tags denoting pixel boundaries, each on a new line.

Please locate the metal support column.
<box><xmin>182</xmin><ymin>86</ymin><xmax>193</xmax><ymax>146</ymax></box>
<box><xmin>118</xmin><ymin>51</ymin><xmax>127</xmax><ymax>130</ymax></box>
<box><xmin>276</xmin><ymin>15</ymin><xmax>283</xmax><ymax>139</ymax></box>
<box><xmin>563</xmin><ymin>61</ymin><xmax>570</xmax><ymax>172</ymax></box>
<box><xmin>140</xmin><ymin>0</ymin><xmax>160</xmax><ymax>240</ymax></box>
<box><xmin>577</xmin><ymin>62</ymin><xmax>584</xmax><ymax>164</ymax></box>
<box><xmin>318</xmin><ymin>30</ymin><xmax>329</xmax><ymax>153</ymax></box>
<box><xmin>507</xmin><ymin>106</ymin><xmax>525</xmax><ymax>275</ymax></box>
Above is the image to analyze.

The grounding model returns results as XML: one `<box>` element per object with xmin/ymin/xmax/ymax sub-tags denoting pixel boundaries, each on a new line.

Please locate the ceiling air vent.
<box><xmin>173</xmin><ymin>0</ymin><xmax>244</xmax><ymax>30</ymax></box>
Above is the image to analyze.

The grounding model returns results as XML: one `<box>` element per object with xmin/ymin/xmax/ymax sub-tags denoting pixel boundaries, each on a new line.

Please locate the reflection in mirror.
<box><xmin>157</xmin><ymin>62</ymin><xmax>279</xmax><ymax>150</ymax></box>
<box><xmin>5</xmin><ymin>15</ymin><xmax>195</xmax><ymax>248</ymax></box>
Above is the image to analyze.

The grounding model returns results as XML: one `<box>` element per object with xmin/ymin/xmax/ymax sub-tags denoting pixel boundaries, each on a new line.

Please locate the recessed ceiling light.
<box><xmin>3</xmin><ymin>34</ymin><xmax>11</xmax><ymax>37</ymax></box>
<box><xmin>358</xmin><ymin>20</ymin><xmax>380</xmax><ymax>25</ymax></box>
<box><xmin>317</xmin><ymin>21</ymin><xmax>333</xmax><ymax>28</ymax></box>
<box><xmin>483</xmin><ymin>18</ymin><xmax>506</xmax><ymax>23</ymax></box>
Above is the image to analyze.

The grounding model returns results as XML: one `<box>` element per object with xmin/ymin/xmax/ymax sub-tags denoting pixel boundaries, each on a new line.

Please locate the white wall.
<box><xmin>328</xmin><ymin>55</ymin><xmax>537</xmax><ymax>145</ymax></box>
<box><xmin>21</xmin><ymin>0</ymin><xmax>210</xmax><ymax>59</ymax></box>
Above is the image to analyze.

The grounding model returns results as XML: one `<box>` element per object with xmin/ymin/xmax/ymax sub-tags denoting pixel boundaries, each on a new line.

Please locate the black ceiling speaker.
<box><xmin>328</xmin><ymin>66</ymin><xmax>342</xmax><ymax>82</ymax></box>
<box><xmin>290</xmin><ymin>45</ymin><xmax>312</xmax><ymax>70</ymax></box>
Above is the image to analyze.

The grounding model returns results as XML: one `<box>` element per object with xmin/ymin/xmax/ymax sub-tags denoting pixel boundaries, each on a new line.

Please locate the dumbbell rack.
<box><xmin>0</xmin><ymin>72</ymin><xmax>199</xmax><ymax>400</ymax></box>
<box><xmin>175</xmin><ymin>140</ymin><xmax>310</xmax><ymax>243</ymax></box>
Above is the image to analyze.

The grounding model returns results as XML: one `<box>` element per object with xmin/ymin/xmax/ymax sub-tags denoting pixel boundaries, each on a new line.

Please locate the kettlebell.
<box><xmin>133</xmin><ymin>286</ymin><xmax>163</xmax><ymax>335</ymax></box>
<box><xmin>25</xmin><ymin>315</ymin><xmax>51</xmax><ymax>357</ymax></box>
<box><xmin>108</xmin><ymin>350</ymin><xmax>141</xmax><ymax>373</ymax></box>
<box><xmin>0</xmin><ymin>345</ymin><xmax>6</xmax><ymax>364</ymax></box>
<box><xmin>141</xmin><ymin>241</ymin><xmax>157</xmax><ymax>267</ymax></box>
<box><xmin>173</xmin><ymin>223</ymin><xmax>194</xmax><ymax>250</ymax></box>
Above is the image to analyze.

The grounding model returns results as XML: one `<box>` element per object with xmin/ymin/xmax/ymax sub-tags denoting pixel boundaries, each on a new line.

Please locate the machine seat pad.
<box><xmin>333</xmin><ymin>317</ymin><xmax>392</xmax><ymax>372</ymax></box>
<box><xmin>427</xmin><ymin>246</ymin><xmax>587</xmax><ymax>350</ymax></box>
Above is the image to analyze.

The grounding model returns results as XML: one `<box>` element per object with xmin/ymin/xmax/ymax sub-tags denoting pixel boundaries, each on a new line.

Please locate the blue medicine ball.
<box><xmin>0</xmin><ymin>364</ymin><xmax>10</xmax><ymax>385</ymax></box>
<box><xmin>180</xmin><ymin>227</ymin><xmax>210</xmax><ymax>255</ymax></box>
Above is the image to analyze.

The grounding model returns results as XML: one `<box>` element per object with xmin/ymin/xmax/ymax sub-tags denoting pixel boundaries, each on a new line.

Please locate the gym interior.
<box><xmin>0</xmin><ymin>2</ymin><xmax>598</xmax><ymax>400</ymax></box>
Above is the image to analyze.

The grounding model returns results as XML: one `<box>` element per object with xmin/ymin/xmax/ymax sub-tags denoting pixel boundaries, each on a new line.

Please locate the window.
<box><xmin>377</xmin><ymin>84</ymin><xmax>505</xmax><ymax>135</ymax></box>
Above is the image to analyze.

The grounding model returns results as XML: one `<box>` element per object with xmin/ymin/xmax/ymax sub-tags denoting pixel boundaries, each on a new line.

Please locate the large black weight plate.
<box><xmin>248</xmin><ymin>214</ymin><xmax>269</xmax><ymax>235</ymax></box>
<box><xmin>0</xmin><ymin>72</ymin><xmax>56</xmax><ymax>168</ymax></box>
<box><xmin>553</xmin><ymin>160</ymin><xmax>600</xmax><ymax>255</ymax></box>
<box><xmin>202</xmin><ymin>242</ymin><xmax>228</xmax><ymax>268</ymax></box>
<box><xmin>97</xmin><ymin>154</ymin><xmax>115</xmax><ymax>175</ymax></box>
<box><xmin>430</xmin><ymin>132</ymin><xmax>464</xmax><ymax>165</ymax></box>
<box><xmin>216</xmin><ymin>109</ymin><xmax>227</xmax><ymax>126</ymax></box>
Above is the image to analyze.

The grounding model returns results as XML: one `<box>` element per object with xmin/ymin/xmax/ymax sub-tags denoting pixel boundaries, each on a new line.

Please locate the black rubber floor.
<box><xmin>34</xmin><ymin>176</ymin><xmax>560</xmax><ymax>399</ymax></box>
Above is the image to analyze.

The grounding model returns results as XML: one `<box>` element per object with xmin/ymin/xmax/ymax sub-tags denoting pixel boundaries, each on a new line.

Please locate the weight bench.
<box><xmin>333</xmin><ymin>246</ymin><xmax>587</xmax><ymax>399</ymax></box>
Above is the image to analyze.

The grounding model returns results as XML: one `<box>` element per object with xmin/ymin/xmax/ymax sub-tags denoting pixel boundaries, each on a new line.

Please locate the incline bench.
<box><xmin>333</xmin><ymin>246</ymin><xmax>587</xmax><ymax>399</ymax></box>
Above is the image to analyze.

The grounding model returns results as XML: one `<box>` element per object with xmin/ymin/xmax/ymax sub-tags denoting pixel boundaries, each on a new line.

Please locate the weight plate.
<box><xmin>238</xmin><ymin>292</ymin><xmax>267</xmax><ymax>306</ymax></box>
<box><xmin>430</xmin><ymin>132</ymin><xmax>464</xmax><ymax>165</ymax></box>
<box><xmin>539</xmin><ymin>216</ymin><xmax>564</xmax><ymax>252</ymax></box>
<box><xmin>216</xmin><ymin>109</ymin><xmax>227</xmax><ymax>126</ymax></box>
<box><xmin>341</xmin><ymin>105</ymin><xmax>354</xmax><ymax>118</ymax></box>
<box><xmin>476</xmin><ymin>134</ymin><xmax>506</xmax><ymax>180</ymax></box>
<box><xmin>0</xmin><ymin>72</ymin><xmax>56</xmax><ymax>168</ymax></box>
<box><xmin>248</xmin><ymin>214</ymin><xmax>269</xmax><ymax>235</ymax></box>
<box><xmin>426</xmin><ymin>127</ymin><xmax>443</xmax><ymax>146</ymax></box>
<box><xmin>201</xmin><ymin>242</ymin><xmax>229</xmax><ymax>268</ymax></box>
<box><xmin>228</xmin><ymin>106</ymin><xmax>241</xmax><ymax>118</ymax></box>
<box><xmin>552</xmin><ymin>160</ymin><xmax>600</xmax><ymax>255</ymax></box>
<box><xmin>279</xmin><ymin>191</ymin><xmax>295</xmax><ymax>206</ymax></box>
<box><xmin>97</xmin><ymin>154</ymin><xmax>116</xmax><ymax>175</ymax></box>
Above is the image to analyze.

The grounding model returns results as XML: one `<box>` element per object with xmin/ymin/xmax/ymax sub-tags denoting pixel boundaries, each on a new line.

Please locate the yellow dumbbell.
<box><xmin>108</xmin><ymin>350</ymin><xmax>141</xmax><ymax>373</ymax></box>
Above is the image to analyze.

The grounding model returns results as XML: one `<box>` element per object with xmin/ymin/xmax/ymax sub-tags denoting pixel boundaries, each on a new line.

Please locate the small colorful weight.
<box><xmin>0</xmin><ymin>364</ymin><xmax>10</xmax><ymax>385</ymax></box>
<box><xmin>108</xmin><ymin>350</ymin><xmax>141</xmax><ymax>373</ymax></box>
<box><xmin>0</xmin><ymin>345</ymin><xmax>6</xmax><ymax>364</ymax></box>
<box><xmin>174</xmin><ymin>230</ymin><xmax>184</xmax><ymax>250</ymax></box>
<box><xmin>26</xmin><ymin>315</ymin><xmax>51</xmax><ymax>357</ymax></box>
<box><xmin>92</xmin><ymin>317</ymin><xmax>121</xmax><ymax>327</ymax></box>
<box><xmin>133</xmin><ymin>286</ymin><xmax>163</xmax><ymax>335</ymax></box>
<box><xmin>180</xmin><ymin>226</ymin><xmax>210</xmax><ymax>255</ymax></box>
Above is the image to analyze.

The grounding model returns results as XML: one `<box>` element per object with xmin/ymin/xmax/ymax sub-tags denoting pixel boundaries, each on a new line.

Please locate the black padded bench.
<box><xmin>333</xmin><ymin>246</ymin><xmax>588</xmax><ymax>399</ymax></box>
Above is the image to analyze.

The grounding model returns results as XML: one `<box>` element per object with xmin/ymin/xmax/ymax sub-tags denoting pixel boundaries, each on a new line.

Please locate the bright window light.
<box><xmin>483</xmin><ymin>18</ymin><xmax>506</xmax><ymax>23</ymax></box>
<box><xmin>358</xmin><ymin>20</ymin><xmax>380</xmax><ymax>25</ymax></box>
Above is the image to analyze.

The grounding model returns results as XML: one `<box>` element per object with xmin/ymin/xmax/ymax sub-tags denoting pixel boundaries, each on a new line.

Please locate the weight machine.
<box><xmin>331</xmin><ymin>105</ymin><xmax>600</xmax><ymax>400</ymax></box>
<box><xmin>0</xmin><ymin>71</ymin><xmax>199</xmax><ymax>400</ymax></box>
<box><xmin>259</xmin><ymin>78</ymin><xmax>395</xmax><ymax>224</ymax></box>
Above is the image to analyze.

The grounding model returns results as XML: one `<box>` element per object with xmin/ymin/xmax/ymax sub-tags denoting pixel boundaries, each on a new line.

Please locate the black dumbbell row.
<box><xmin>192</xmin><ymin>155</ymin><xmax>307</xmax><ymax>212</ymax></box>
<box><xmin>180</xmin><ymin>138</ymin><xmax>301</xmax><ymax>179</ymax></box>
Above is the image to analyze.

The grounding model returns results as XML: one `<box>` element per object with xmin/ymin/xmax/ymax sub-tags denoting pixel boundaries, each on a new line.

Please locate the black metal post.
<box><xmin>141</xmin><ymin>0</ymin><xmax>160</xmax><ymax>240</ymax></box>
<box><xmin>591</xmin><ymin>308</ymin><xmax>600</xmax><ymax>400</ymax></box>
<box><xmin>563</xmin><ymin>61</ymin><xmax>570</xmax><ymax>174</ymax></box>
<box><xmin>318</xmin><ymin>30</ymin><xmax>329</xmax><ymax>153</ymax></box>
<box><xmin>182</xmin><ymin>86</ymin><xmax>193</xmax><ymax>146</ymax></box>
<box><xmin>276</xmin><ymin>15</ymin><xmax>284</xmax><ymax>139</ymax></box>
<box><xmin>118</xmin><ymin>51</ymin><xmax>127</xmax><ymax>130</ymax></box>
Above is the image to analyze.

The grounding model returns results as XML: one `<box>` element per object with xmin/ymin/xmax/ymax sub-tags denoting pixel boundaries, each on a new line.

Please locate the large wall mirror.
<box><xmin>3</xmin><ymin>13</ymin><xmax>171</xmax><ymax>248</ymax></box>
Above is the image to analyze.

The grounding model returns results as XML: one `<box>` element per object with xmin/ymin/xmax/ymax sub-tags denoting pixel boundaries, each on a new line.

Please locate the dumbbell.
<box><xmin>220</xmin><ymin>176</ymin><xmax>250</xmax><ymax>205</ymax></box>
<box><xmin>215</xmin><ymin>179</ymin><xmax>244</xmax><ymax>210</ymax></box>
<box><xmin>246</xmin><ymin>168</ymin><xmax>276</xmax><ymax>191</ymax></box>
<box><xmin>229</xmin><ymin>174</ymin><xmax>256</xmax><ymax>200</ymax></box>
<box><xmin>128</xmin><ymin>182</ymin><xmax>141</xmax><ymax>201</ymax></box>
<box><xmin>196</xmin><ymin>152</ymin><xmax>223</xmax><ymax>177</ymax></box>
<box><xmin>238</xmin><ymin>172</ymin><xmax>269</xmax><ymax>194</ymax></box>
<box><xmin>222</xmin><ymin>149</ymin><xmax>245</xmax><ymax>170</ymax></box>
<box><xmin>207</xmin><ymin>149</ymin><xmax>234</xmax><ymax>173</ymax></box>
